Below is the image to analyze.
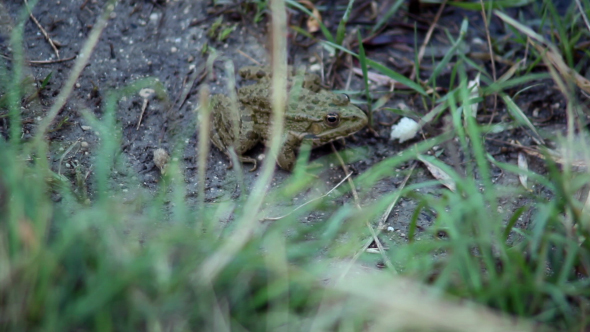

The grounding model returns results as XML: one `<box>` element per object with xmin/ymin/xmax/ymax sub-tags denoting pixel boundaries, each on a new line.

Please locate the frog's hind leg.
<box><xmin>209</xmin><ymin>127</ymin><xmax>227</xmax><ymax>155</ymax></box>
<box><xmin>239</xmin><ymin>65</ymin><xmax>299</xmax><ymax>81</ymax></box>
<box><xmin>210</xmin><ymin>140</ymin><xmax>258</xmax><ymax>171</ymax></box>
<box><xmin>238</xmin><ymin>155</ymin><xmax>258</xmax><ymax>172</ymax></box>
<box><xmin>226</xmin><ymin>148</ymin><xmax>258</xmax><ymax>172</ymax></box>
<box><xmin>233</xmin><ymin>132</ymin><xmax>260</xmax><ymax>171</ymax></box>
<box><xmin>302</xmin><ymin>73</ymin><xmax>321</xmax><ymax>92</ymax></box>
<box><xmin>209</xmin><ymin>98</ymin><xmax>233</xmax><ymax>153</ymax></box>
<box><xmin>239</xmin><ymin>66</ymin><xmax>272</xmax><ymax>80</ymax></box>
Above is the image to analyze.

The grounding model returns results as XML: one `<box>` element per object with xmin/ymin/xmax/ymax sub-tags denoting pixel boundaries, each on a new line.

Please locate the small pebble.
<box><xmin>153</xmin><ymin>148</ymin><xmax>169</xmax><ymax>175</ymax></box>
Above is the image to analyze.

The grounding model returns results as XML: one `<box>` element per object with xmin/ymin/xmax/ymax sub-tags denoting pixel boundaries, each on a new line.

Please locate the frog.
<box><xmin>209</xmin><ymin>66</ymin><xmax>368</xmax><ymax>171</ymax></box>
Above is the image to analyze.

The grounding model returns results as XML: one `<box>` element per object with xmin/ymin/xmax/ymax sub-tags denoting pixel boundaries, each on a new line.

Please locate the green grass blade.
<box><xmin>500</xmin><ymin>93</ymin><xmax>545</xmax><ymax>144</ymax></box>
<box><xmin>357</xmin><ymin>30</ymin><xmax>372</xmax><ymax>128</ymax></box>
<box><xmin>335</xmin><ymin>0</ymin><xmax>355</xmax><ymax>45</ymax></box>
<box><xmin>371</xmin><ymin>0</ymin><xmax>405</xmax><ymax>33</ymax></box>
<box><xmin>428</xmin><ymin>18</ymin><xmax>468</xmax><ymax>85</ymax></box>
<box><xmin>449</xmin><ymin>0</ymin><xmax>534</xmax><ymax>10</ymax></box>
<box><xmin>322</xmin><ymin>40</ymin><xmax>427</xmax><ymax>95</ymax></box>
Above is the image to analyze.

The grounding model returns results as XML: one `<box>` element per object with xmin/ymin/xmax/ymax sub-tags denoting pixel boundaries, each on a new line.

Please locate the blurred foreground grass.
<box><xmin>2</xmin><ymin>0</ymin><xmax>590</xmax><ymax>331</ymax></box>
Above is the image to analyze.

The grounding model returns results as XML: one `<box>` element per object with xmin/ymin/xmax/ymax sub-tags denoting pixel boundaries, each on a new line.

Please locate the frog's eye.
<box><xmin>325</xmin><ymin>112</ymin><xmax>340</xmax><ymax>127</ymax></box>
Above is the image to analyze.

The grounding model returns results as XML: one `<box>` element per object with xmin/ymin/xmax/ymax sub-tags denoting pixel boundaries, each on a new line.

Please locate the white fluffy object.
<box><xmin>390</xmin><ymin>117</ymin><xmax>419</xmax><ymax>143</ymax></box>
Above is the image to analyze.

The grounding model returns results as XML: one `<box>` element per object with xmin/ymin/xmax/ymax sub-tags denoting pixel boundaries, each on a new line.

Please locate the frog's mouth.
<box><xmin>309</xmin><ymin>129</ymin><xmax>362</xmax><ymax>146</ymax></box>
<box><xmin>296</xmin><ymin>120</ymin><xmax>367</xmax><ymax>146</ymax></box>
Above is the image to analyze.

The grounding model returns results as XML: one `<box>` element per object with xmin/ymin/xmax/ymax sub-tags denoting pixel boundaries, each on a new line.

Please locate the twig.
<box><xmin>576</xmin><ymin>0</ymin><xmax>590</xmax><ymax>34</ymax></box>
<box><xmin>157</xmin><ymin>64</ymin><xmax>206</xmax><ymax>142</ymax></box>
<box><xmin>344</xmin><ymin>55</ymin><xmax>353</xmax><ymax>91</ymax></box>
<box><xmin>330</xmin><ymin>143</ymin><xmax>359</xmax><ymax>205</ymax></box>
<box><xmin>330</xmin><ymin>142</ymin><xmax>394</xmax><ymax>271</ymax></box>
<box><xmin>58</xmin><ymin>138</ymin><xmax>81</xmax><ymax>175</ymax></box>
<box><xmin>136</xmin><ymin>98</ymin><xmax>149</xmax><ymax>130</ymax></box>
<box><xmin>24</xmin><ymin>0</ymin><xmax>60</xmax><ymax>59</ymax></box>
<box><xmin>84</xmin><ymin>167</ymin><xmax>92</xmax><ymax>181</ymax></box>
<box><xmin>338</xmin><ymin>162</ymin><xmax>416</xmax><ymax>282</ymax></box>
<box><xmin>197</xmin><ymin>86</ymin><xmax>212</xmax><ymax>211</ymax></box>
<box><xmin>80</xmin><ymin>0</ymin><xmax>91</xmax><ymax>10</ymax></box>
<box><xmin>377</xmin><ymin>162</ymin><xmax>416</xmax><ymax>230</ymax></box>
<box><xmin>171</xmin><ymin>64</ymin><xmax>207</xmax><ymax>114</ymax></box>
<box><xmin>237</xmin><ymin>49</ymin><xmax>262</xmax><ymax>66</ymax></box>
<box><xmin>29</xmin><ymin>55</ymin><xmax>77</xmax><ymax>65</ymax></box>
<box><xmin>0</xmin><ymin>54</ymin><xmax>77</xmax><ymax>65</ymax></box>
<box><xmin>410</xmin><ymin>0</ymin><xmax>447</xmax><ymax>81</ymax></box>
<box><xmin>262</xmin><ymin>172</ymin><xmax>353</xmax><ymax>221</ymax></box>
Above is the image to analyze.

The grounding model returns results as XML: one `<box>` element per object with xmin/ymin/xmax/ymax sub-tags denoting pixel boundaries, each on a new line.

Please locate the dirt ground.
<box><xmin>0</xmin><ymin>0</ymin><xmax>569</xmax><ymax>238</ymax></box>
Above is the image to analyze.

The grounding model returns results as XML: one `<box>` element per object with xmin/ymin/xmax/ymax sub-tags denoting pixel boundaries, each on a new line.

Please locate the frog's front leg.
<box><xmin>237</xmin><ymin>154</ymin><xmax>258</xmax><ymax>171</ymax></box>
<box><xmin>212</xmin><ymin>140</ymin><xmax>259</xmax><ymax>171</ymax></box>
<box><xmin>276</xmin><ymin>133</ymin><xmax>303</xmax><ymax>171</ymax></box>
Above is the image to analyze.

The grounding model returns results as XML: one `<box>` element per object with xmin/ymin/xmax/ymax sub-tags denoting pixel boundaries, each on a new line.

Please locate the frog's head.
<box><xmin>294</xmin><ymin>91</ymin><xmax>368</xmax><ymax>146</ymax></box>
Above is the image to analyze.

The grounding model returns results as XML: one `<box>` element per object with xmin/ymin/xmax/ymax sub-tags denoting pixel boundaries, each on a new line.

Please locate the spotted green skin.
<box><xmin>210</xmin><ymin>66</ymin><xmax>368</xmax><ymax>171</ymax></box>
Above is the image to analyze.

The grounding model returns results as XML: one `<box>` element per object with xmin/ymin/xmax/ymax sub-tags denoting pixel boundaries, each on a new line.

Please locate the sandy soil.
<box><xmin>0</xmin><ymin>0</ymin><xmax>566</xmax><ymax>240</ymax></box>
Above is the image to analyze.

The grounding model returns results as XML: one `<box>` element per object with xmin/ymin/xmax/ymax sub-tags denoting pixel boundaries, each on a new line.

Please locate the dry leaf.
<box><xmin>418</xmin><ymin>155</ymin><xmax>456</xmax><ymax>192</ymax></box>
<box><xmin>299</xmin><ymin>0</ymin><xmax>322</xmax><ymax>33</ymax></box>
<box><xmin>497</xmin><ymin>59</ymin><xmax>524</xmax><ymax>83</ymax></box>
<box><xmin>467</xmin><ymin>73</ymin><xmax>480</xmax><ymax>118</ymax></box>
<box><xmin>530</xmin><ymin>41</ymin><xmax>590</xmax><ymax>95</ymax></box>
<box><xmin>373</xmin><ymin>93</ymin><xmax>394</xmax><ymax>110</ymax></box>
<box><xmin>517</xmin><ymin>152</ymin><xmax>529</xmax><ymax>190</ymax></box>
<box><xmin>515</xmin><ymin>144</ymin><xmax>588</xmax><ymax>169</ymax></box>
<box><xmin>494</xmin><ymin>12</ymin><xmax>590</xmax><ymax>95</ymax></box>
<box><xmin>352</xmin><ymin>67</ymin><xmax>397</xmax><ymax>87</ymax></box>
